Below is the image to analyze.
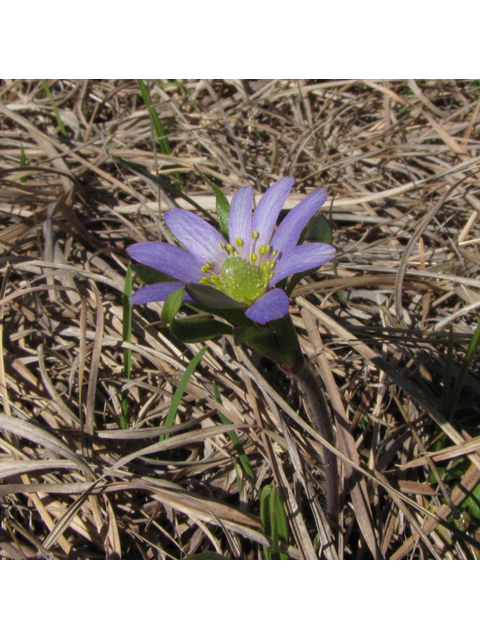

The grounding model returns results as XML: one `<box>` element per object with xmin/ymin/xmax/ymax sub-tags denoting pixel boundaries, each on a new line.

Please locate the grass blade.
<box><xmin>137</xmin><ymin>79</ymin><xmax>182</xmax><ymax>186</ymax></box>
<box><xmin>260</xmin><ymin>484</ymin><xmax>289</xmax><ymax>559</ymax></box>
<box><xmin>162</xmin><ymin>345</ymin><xmax>209</xmax><ymax>437</ymax></box>
<box><xmin>41</xmin><ymin>80</ymin><xmax>67</xmax><ymax>137</ymax></box>
<box><xmin>449</xmin><ymin>319</ymin><xmax>480</xmax><ymax>420</ymax></box>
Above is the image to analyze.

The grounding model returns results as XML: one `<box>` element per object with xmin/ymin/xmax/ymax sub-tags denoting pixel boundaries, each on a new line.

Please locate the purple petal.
<box><xmin>245</xmin><ymin>288</ymin><xmax>290</xmax><ymax>324</ymax></box>
<box><xmin>252</xmin><ymin>177</ymin><xmax>295</xmax><ymax>245</ymax></box>
<box><xmin>271</xmin><ymin>188</ymin><xmax>328</xmax><ymax>257</ymax></box>
<box><xmin>127</xmin><ymin>242</ymin><xmax>204</xmax><ymax>283</ymax></box>
<box><xmin>130</xmin><ymin>282</ymin><xmax>195</xmax><ymax>304</ymax></box>
<box><xmin>165</xmin><ymin>209</ymin><xmax>226</xmax><ymax>268</ymax></box>
<box><xmin>228</xmin><ymin>186</ymin><xmax>253</xmax><ymax>258</ymax></box>
<box><xmin>270</xmin><ymin>243</ymin><xmax>336</xmax><ymax>286</ymax></box>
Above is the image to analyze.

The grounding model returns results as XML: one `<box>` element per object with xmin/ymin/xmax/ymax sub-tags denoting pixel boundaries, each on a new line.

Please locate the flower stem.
<box><xmin>283</xmin><ymin>359</ymin><xmax>339</xmax><ymax>533</ymax></box>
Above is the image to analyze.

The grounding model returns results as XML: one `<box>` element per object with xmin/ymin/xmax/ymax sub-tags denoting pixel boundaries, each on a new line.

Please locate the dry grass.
<box><xmin>1</xmin><ymin>79</ymin><xmax>480</xmax><ymax>560</ymax></box>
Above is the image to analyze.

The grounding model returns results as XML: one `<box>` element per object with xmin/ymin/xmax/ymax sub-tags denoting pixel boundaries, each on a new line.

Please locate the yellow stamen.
<box><xmin>200</xmin><ymin>277</ymin><xmax>210</xmax><ymax>285</ymax></box>
<box><xmin>211</xmin><ymin>275</ymin><xmax>221</xmax><ymax>284</ymax></box>
<box><xmin>252</xmin><ymin>230</ymin><xmax>259</xmax><ymax>239</ymax></box>
<box><xmin>272</xmin><ymin>249</ymin><xmax>278</xmax><ymax>258</ymax></box>
<box><xmin>250</xmin><ymin>253</ymin><xmax>257</xmax><ymax>262</ymax></box>
<box><xmin>234</xmin><ymin>238</ymin><xmax>243</xmax><ymax>247</ymax></box>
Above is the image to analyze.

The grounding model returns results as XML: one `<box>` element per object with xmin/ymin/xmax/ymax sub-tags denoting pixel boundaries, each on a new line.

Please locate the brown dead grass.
<box><xmin>1</xmin><ymin>79</ymin><xmax>480</xmax><ymax>559</ymax></box>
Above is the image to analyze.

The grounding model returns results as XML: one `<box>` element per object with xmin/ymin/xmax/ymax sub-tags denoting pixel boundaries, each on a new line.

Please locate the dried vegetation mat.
<box><xmin>1</xmin><ymin>79</ymin><xmax>480</xmax><ymax>559</ymax></box>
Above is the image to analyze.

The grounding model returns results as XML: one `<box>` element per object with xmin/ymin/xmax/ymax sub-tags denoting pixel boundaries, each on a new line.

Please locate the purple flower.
<box><xmin>127</xmin><ymin>177</ymin><xmax>335</xmax><ymax>324</ymax></box>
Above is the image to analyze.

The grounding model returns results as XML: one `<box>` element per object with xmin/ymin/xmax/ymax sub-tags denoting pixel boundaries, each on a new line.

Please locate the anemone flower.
<box><xmin>127</xmin><ymin>177</ymin><xmax>335</xmax><ymax>324</ymax></box>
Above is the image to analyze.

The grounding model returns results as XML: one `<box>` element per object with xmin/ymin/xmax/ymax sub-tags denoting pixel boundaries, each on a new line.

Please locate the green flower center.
<box><xmin>199</xmin><ymin>254</ymin><xmax>276</xmax><ymax>305</ymax></box>
<box><xmin>219</xmin><ymin>256</ymin><xmax>267</xmax><ymax>304</ymax></box>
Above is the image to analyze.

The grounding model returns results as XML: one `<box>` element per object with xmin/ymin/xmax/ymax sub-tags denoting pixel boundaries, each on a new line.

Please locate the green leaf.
<box><xmin>170</xmin><ymin>317</ymin><xmax>233</xmax><ymax>343</ymax></box>
<box><xmin>131</xmin><ymin>264</ymin><xmax>177</xmax><ymax>285</ymax></box>
<box><xmin>234</xmin><ymin>324</ymin><xmax>271</xmax><ymax>347</ymax></box>
<box><xmin>185</xmin><ymin>284</ymin><xmax>245</xmax><ymax>309</ymax></box>
<box><xmin>186</xmin><ymin>303</ymin><xmax>249</xmax><ymax>327</ymax></box>
<box><xmin>302</xmin><ymin>213</ymin><xmax>333</xmax><ymax>244</ymax></box>
<box><xmin>202</xmin><ymin>176</ymin><xmax>230</xmax><ymax>236</ymax></box>
<box><xmin>161</xmin><ymin>287</ymin><xmax>184</xmax><ymax>324</ymax></box>
<box><xmin>235</xmin><ymin>315</ymin><xmax>303</xmax><ymax>368</ymax></box>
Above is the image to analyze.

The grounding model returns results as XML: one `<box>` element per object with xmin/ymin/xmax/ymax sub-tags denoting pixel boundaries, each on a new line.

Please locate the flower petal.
<box><xmin>270</xmin><ymin>243</ymin><xmax>336</xmax><ymax>286</ymax></box>
<box><xmin>165</xmin><ymin>208</ymin><xmax>226</xmax><ymax>268</ymax></box>
<box><xmin>127</xmin><ymin>242</ymin><xmax>204</xmax><ymax>283</ymax></box>
<box><xmin>271</xmin><ymin>188</ymin><xmax>328</xmax><ymax>257</ymax></box>
<box><xmin>252</xmin><ymin>177</ymin><xmax>295</xmax><ymax>244</ymax></box>
<box><xmin>130</xmin><ymin>282</ymin><xmax>186</xmax><ymax>304</ymax></box>
<box><xmin>245</xmin><ymin>288</ymin><xmax>290</xmax><ymax>324</ymax></box>
<box><xmin>228</xmin><ymin>186</ymin><xmax>253</xmax><ymax>258</ymax></box>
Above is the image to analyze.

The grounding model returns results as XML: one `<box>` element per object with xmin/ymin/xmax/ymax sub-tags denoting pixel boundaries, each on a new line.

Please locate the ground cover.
<box><xmin>1</xmin><ymin>79</ymin><xmax>479</xmax><ymax>559</ymax></box>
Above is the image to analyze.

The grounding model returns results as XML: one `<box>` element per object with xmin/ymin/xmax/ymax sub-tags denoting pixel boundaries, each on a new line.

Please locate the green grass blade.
<box><xmin>137</xmin><ymin>79</ymin><xmax>182</xmax><ymax>186</ymax></box>
<box><xmin>448</xmin><ymin>319</ymin><xmax>480</xmax><ymax>420</ymax></box>
<box><xmin>275</xmin><ymin>490</ymin><xmax>289</xmax><ymax>560</ymax></box>
<box><xmin>260</xmin><ymin>483</ymin><xmax>289</xmax><ymax>559</ymax></box>
<box><xmin>212</xmin><ymin>381</ymin><xmax>254</xmax><ymax>478</ymax></box>
<box><xmin>201</xmin><ymin>175</ymin><xmax>230</xmax><ymax>236</ymax></box>
<box><xmin>260</xmin><ymin>485</ymin><xmax>272</xmax><ymax>560</ymax></box>
<box><xmin>162</xmin><ymin>345</ymin><xmax>209</xmax><ymax>436</ymax></box>
<box><xmin>120</xmin><ymin>267</ymin><xmax>133</xmax><ymax>429</ymax></box>
<box><xmin>41</xmin><ymin>80</ymin><xmax>67</xmax><ymax>137</ymax></box>
<box><xmin>270</xmin><ymin>485</ymin><xmax>280</xmax><ymax>558</ymax></box>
